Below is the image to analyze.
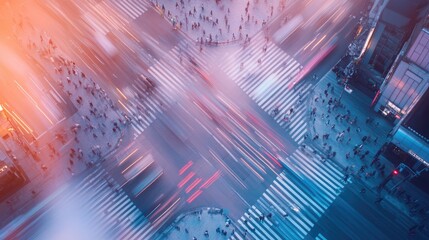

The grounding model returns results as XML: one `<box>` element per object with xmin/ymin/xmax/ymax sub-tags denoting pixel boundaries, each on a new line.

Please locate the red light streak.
<box><xmin>199</xmin><ymin>170</ymin><xmax>221</xmax><ymax>189</ymax></box>
<box><xmin>186</xmin><ymin>189</ymin><xmax>203</xmax><ymax>203</ymax></box>
<box><xmin>177</xmin><ymin>171</ymin><xmax>195</xmax><ymax>188</ymax></box>
<box><xmin>179</xmin><ymin>160</ymin><xmax>193</xmax><ymax>175</ymax></box>
<box><xmin>185</xmin><ymin>178</ymin><xmax>202</xmax><ymax>193</ymax></box>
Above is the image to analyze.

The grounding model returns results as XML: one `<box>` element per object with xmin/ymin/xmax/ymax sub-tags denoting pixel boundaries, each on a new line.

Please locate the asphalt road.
<box><xmin>2</xmin><ymin>0</ymin><xmax>418</xmax><ymax>239</ymax></box>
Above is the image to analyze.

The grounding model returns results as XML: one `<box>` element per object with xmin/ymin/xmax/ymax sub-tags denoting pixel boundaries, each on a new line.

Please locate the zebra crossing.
<box><xmin>220</xmin><ymin>34</ymin><xmax>312</xmax><ymax>144</ymax></box>
<box><xmin>120</xmin><ymin>40</ymin><xmax>211</xmax><ymax>136</ymax></box>
<box><xmin>109</xmin><ymin>0</ymin><xmax>150</xmax><ymax>20</ymax></box>
<box><xmin>118</xmin><ymin>82</ymin><xmax>166</xmax><ymax>136</ymax></box>
<box><xmin>233</xmin><ymin>147</ymin><xmax>346</xmax><ymax>240</ymax></box>
<box><xmin>9</xmin><ymin>167</ymin><xmax>155</xmax><ymax>239</ymax></box>
<box><xmin>82</xmin><ymin>1</ymin><xmax>129</xmax><ymax>35</ymax></box>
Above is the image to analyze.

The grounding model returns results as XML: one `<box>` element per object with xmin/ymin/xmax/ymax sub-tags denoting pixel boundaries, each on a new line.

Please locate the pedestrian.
<box><xmin>375</xmin><ymin>197</ymin><xmax>383</xmax><ymax>204</ymax></box>
<box><xmin>370</xmin><ymin>157</ymin><xmax>379</xmax><ymax>166</ymax></box>
<box><xmin>343</xmin><ymin>174</ymin><xmax>349</xmax><ymax>182</ymax></box>
<box><xmin>313</xmin><ymin>134</ymin><xmax>319</xmax><ymax>140</ymax></box>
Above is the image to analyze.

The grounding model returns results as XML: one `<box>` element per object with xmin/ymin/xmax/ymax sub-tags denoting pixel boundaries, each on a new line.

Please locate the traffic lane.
<box><xmin>309</xmin><ymin>183</ymin><xmax>411</xmax><ymax>239</ymax></box>
<box><xmin>35</xmin><ymin>1</ymin><xmax>179</xmax><ymax>100</ymax></box>
<box><xmin>297</xmin><ymin>17</ymin><xmax>358</xmax><ymax>84</ymax></box>
<box><xmin>141</xmin><ymin>94</ymin><xmax>287</xmax><ymax>210</ymax></box>
<box><xmin>279</xmin><ymin>6</ymin><xmax>364</xmax><ymax>62</ymax></box>
<box><xmin>133</xmin><ymin>9</ymin><xmax>182</xmax><ymax>52</ymax></box>
<box><xmin>272</xmin><ymin>0</ymin><xmax>368</xmax><ymax>60</ymax></box>
<box><xmin>175</xmin><ymin>94</ymin><xmax>285</xmax><ymax>183</ymax></box>
<box><xmin>149</xmin><ymin>103</ymin><xmax>271</xmax><ymax>193</ymax></box>
<box><xmin>103</xmin><ymin>134</ymin><xmax>186</xmax><ymax>217</ymax></box>
<box><xmin>181</xmin><ymin>173</ymin><xmax>253</xmax><ymax>220</ymax></box>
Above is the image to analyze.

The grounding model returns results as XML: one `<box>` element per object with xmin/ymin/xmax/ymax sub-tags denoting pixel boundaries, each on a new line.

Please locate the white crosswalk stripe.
<box><xmin>82</xmin><ymin>1</ymin><xmax>129</xmax><ymax>35</ymax></box>
<box><xmin>11</xmin><ymin>167</ymin><xmax>154</xmax><ymax>239</ymax></box>
<box><xmin>219</xmin><ymin>34</ymin><xmax>311</xmax><ymax>144</ymax></box>
<box><xmin>316</xmin><ymin>233</ymin><xmax>328</xmax><ymax>240</ymax></box>
<box><xmin>119</xmin><ymin>40</ymin><xmax>212</xmax><ymax>136</ymax></box>
<box><xmin>236</xmin><ymin>147</ymin><xmax>346</xmax><ymax>239</ymax></box>
<box><xmin>116</xmin><ymin>83</ymin><xmax>164</xmax><ymax>136</ymax></box>
<box><xmin>110</xmin><ymin>0</ymin><xmax>149</xmax><ymax>20</ymax></box>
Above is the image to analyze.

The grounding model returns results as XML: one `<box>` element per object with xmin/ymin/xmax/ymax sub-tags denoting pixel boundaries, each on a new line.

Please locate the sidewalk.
<box><xmin>0</xmin><ymin>3</ymin><xmax>132</xmax><ymax>227</ymax></box>
<box><xmin>161</xmin><ymin>208</ymin><xmax>241</xmax><ymax>240</ymax></box>
<box><xmin>306</xmin><ymin>71</ymin><xmax>429</xmax><ymax>229</ymax></box>
<box><xmin>152</xmin><ymin>0</ymin><xmax>285</xmax><ymax>45</ymax></box>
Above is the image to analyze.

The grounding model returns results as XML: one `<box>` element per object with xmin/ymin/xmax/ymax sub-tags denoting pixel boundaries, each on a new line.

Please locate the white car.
<box><xmin>344</xmin><ymin>84</ymin><xmax>353</xmax><ymax>94</ymax></box>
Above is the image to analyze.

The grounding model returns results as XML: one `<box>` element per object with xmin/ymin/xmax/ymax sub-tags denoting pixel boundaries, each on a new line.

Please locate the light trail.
<box><xmin>121</xmin><ymin>154</ymin><xmax>146</xmax><ymax>175</ymax></box>
<box><xmin>15</xmin><ymin>80</ymin><xmax>54</xmax><ymax>125</ymax></box>
<box><xmin>152</xmin><ymin>197</ymin><xmax>181</xmax><ymax>228</ymax></box>
<box><xmin>186</xmin><ymin>189</ymin><xmax>203</xmax><ymax>203</ymax></box>
<box><xmin>6</xmin><ymin>108</ymin><xmax>32</xmax><ymax>134</ymax></box>
<box><xmin>225</xmin><ymin>130</ymin><xmax>267</xmax><ymax>174</ymax></box>
<box><xmin>116</xmin><ymin>87</ymin><xmax>128</xmax><ymax>100</ymax></box>
<box><xmin>241</xmin><ymin>158</ymin><xmax>264</xmax><ymax>182</ymax></box>
<box><xmin>310</xmin><ymin>34</ymin><xmax>327</xmax><ymax>51</ymax></box>
<box><xmin>117</xmin><ymin>99</ymin><xmax>131</xmax><ymax>114</ymax></box>
<box><xmin>185</xmin><ymin>178</ymin><xmax>202</xmax><ymax>193</ymax></box>
<box><xmin>117</xmin><ymin>147</ymin><xmax>138</xmax><ymax>166</ymax></box>
<box><xmin>177</xmin><ymin>171</ymin><xmax>195</xmax><ymax>188</ymax></box>
<box><xmin>210</xmin><ymin>150</ymin><xmax>247</xmax><ymax>189</ymax></box>
<box><xmin>199</xmin><ymin>170</ymin><xmax>221</xmax><ymax>189</ymax></box>
<box><xmin>178</xmin><ymin>160</ymin><xmax>193</xmax><ymax>175</ymax></box>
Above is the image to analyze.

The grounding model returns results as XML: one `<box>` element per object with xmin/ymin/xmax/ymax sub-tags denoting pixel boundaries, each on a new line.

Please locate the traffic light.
<box><xmin>392</xmin><ymin>169</ymin><xmax>399</xmax><ymax>175</ymax></box>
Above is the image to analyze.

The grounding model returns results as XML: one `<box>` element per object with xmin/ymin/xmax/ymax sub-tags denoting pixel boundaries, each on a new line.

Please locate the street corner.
<box><xmin>162</xmin><ymin>207</ymin><xmax>236</xmax><ymax>239</ymax></box>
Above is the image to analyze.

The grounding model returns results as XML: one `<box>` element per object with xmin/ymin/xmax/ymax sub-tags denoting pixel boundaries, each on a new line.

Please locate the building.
<box><xmin>358</xmin><ymin>0</ymin><xmax>428</xmax><ymax>91</ymax></box>
<box><xmin>385</xmin><ymin>89</ymin><xmax>429</xmax><ymax>193</ymax></box>
<box><xmin>0</xmin><ymin>154</ymin><xmax>27</xmax><ymax>202</ymax></box>
<box><xmin>374</xmin><ymin>27</ymin><xmax>429</xmax><ymax>122</ymax></box>
<box><xmin>374</xmin><ymin>28</ymin><xmax>429</xmax><ymax>194</ymax></box>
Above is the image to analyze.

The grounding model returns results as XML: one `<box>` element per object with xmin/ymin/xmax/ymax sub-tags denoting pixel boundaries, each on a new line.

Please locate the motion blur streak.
<box><xmin>210</xmin><ymin>150</ymin><xmax>247</xmax><ymax>189</ymax></box>
<box><xmin>186</xmin><ymin>189</ymin><xmax>203</xmax><ymax>203</ymax></box>
<box><xmin>118</xmin><ymin>148</ymin><xmax>138</xmax><ymax>166</ymax></box>
<box><xmin>185</xmin><ymin>178</ymin><xmax>202</xmax><ymax>193</ymax></box>
<box><xmin>199</xmin><ymin>170</ymin><xmax>221</xmax><ymax>189</ymax></box>
<box><xmin>177</xmin><ymin>171</ymin><xmax>195</xmax><ymax>188</ymax></box>
<box><xmin>178</xmin><ymin>160</ymin><xmax>193</xmax><ymax>175</ymax></box>
<box><xmin>241</xmin><ymin>158</ymin><xmax>265</xmax><ymax>181</ymax></box>
<box><xmin>152</xmin><ymin>197</ymin><xmax>181</xmax><ymax>228</ymax></box>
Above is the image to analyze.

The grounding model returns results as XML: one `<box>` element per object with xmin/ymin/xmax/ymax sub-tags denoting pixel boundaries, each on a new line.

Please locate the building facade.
<box><xmin>358</xmin><ymin>0</ymin><xmax>428</xmax><ymax>91</ymax></box>
<box><xmin>375</xmin><ymin>28</ymin><xmax>429</xmax><ymax>121</ymax></box>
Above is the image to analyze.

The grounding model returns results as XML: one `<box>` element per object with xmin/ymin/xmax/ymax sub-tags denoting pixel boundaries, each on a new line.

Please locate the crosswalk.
<box><xmin>109</xmin><ymin>0</ymin><xmax>150</xmax><ymax>20</ymax></box>
<box><xmin>8</xmin><ymin>167</ymin><xmax>155</xmax><ymax>239</ymax></box>
<box><xmin>82</xmin><ymin>1</ymin><xmax>129</xmax><ymax>35</ymax></box>
<box><xmin>233</xmin><ymin>147</ymin><xmax>346</xmax><ymax>240</ymax></box>
<box><xmin>119</xmin><ymin>40</ymin><xmax>211</xmax><ymax>136</ymax></box>
<box><xmin>220</xmin><ymin>34</ymin><xmax>312</xmax><ymax>144</ymax></box>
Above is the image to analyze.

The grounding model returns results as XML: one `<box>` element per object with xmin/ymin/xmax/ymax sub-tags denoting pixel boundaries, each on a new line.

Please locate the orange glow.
<box><xmin>4</xmin><ymin>106</ymin><xmax>33</xmax><ymax>134</ymax></box>
<box><xmin>116</xmin><ymin>87</ymin><xmax>128</xmax><ymax>100</ymax></box>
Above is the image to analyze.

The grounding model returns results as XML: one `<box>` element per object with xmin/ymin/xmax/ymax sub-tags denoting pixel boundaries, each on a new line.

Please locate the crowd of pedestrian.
<box><xmin>12</xmin><ymin>15</ymin><xmax>131</xmax><ymax>176</ymax></box>
<box><xmin>165</xmin><ymin>208</ymin><xmax>238</xmax><ymax>239</ymax></box>
<box><xmin>153</xmin><ymin>0</ymin><xmax>285</xmax><ymax>46</ymax></box>
<box><xmin>306</xmin><ymin>71</ymin><xmax>429</xmax><ymax>234</ymax></box>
